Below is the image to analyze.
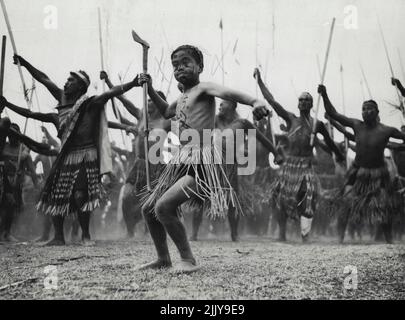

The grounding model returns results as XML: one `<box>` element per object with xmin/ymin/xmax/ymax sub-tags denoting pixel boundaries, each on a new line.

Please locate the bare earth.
<box><xmin>1</xmin><ymin>237</ymin><xmax>404</xmax><ymax>300</ymax></box>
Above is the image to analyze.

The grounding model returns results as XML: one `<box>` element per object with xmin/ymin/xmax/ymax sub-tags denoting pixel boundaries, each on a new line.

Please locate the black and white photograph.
<box><xmin>0</xmin><ymin>0</ymin><xmax>404</xmax><ymax>304</ymax></box>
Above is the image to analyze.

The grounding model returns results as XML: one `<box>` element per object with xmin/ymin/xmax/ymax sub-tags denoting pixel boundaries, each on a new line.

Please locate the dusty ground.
<box><xmin>1</xmin><ymin>236</ymin><xmax>404</xmax><ymax>300</ymax></box>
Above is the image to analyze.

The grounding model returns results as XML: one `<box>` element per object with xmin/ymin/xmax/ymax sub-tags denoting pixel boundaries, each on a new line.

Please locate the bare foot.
<box><xmin>137</xmin><ymin>259</ymin><xmax>172</xmax><ymax>271</ymax></box>
<box><xmin>172</xmin><ymin>259</ymin><xmax>201</xmax><ymax>274</ymax></box>
<box><xmin>81</xmin><ymin>239</ymin><xmax>96</xmax><ymax>247</ymax></box>
<box><xmin>45</xmin><ymin>238</ymin><xmax>65</xmax><ymax>246</ymax></box>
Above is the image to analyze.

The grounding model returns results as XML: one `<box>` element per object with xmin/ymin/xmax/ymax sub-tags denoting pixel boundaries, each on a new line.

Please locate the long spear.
<box><xmin>310</xmin><ymin>17</ymin><xmax>336</xmax><ymax>146</ymax></box>
<box><xmin>97</xmin><ymin>7</ymin><xmax>126</xmax><ymax>148</ymax></box>
<box><xmin>359</xmin><ymin>62</ymin><xmax>373</xmax><ymax>99</ymax></box>
<box><xmin>0</xmin><ymin>35</ymin><xmax>9</xmax><ymax>117</ymax></box>
<box><xmin>1</xmin><ymin>0</ymin><xmax>36</xmax><ymax>181</ymax></box>
<box><xmin>398</xmin><ymin>48</ymin><xmax>405</xmax><ymax>83</ymax></box>
<box><xmin>219</xmin><ymin>17</ymin><xmax>225</xmax><ymax>86</ymax></box>
<box><xmin>340</xmin><ymin>64</ymin><xmax>349</xmax><ymax>168</ymax></box>
<box><xmin>377</xmin><ymin>17</ymin><xmax>402</xmax><ymax>106</ymax></box>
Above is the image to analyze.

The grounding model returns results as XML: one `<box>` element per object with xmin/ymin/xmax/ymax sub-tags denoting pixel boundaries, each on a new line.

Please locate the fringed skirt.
<box><xmin>37</xmin><ymin>144</ymin><xmax>102</xmax><ymax>216</ymax></box>
<box><xmin>340</xmin><ymin>163</ymin><xmax>397</xmax><ymax>225</ymax></box>
<box><xmin>270</xmin><ymin>156</ymin><xmax>320</xmax><ymax>220</ymax></box>
<box><xmin>142</xmin><ymin>144</ymin><xmax>241</xmax><ymax>219</ymax></box>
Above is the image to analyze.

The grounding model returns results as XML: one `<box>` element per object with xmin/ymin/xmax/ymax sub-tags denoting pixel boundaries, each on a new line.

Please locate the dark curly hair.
<box><xmin>171</xmin><ymin>45</ymin><xmax>204</xmax><ymax>71</ymax></box>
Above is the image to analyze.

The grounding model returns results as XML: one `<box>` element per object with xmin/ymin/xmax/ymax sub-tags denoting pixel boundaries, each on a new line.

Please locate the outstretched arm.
<box><xmin>390</xmin><ymin>127</ymin><xmax>405</xmax><ymax>143</ymax></box>
<box><xmin>317</xmin><ymin>121</ymin><xmax>345</xmax><ymax>162</ymax></box>
<box><xmin>200</xmin><ymin>82</ymin><xmax>269</xmax><ymax>120</ymax></box>
<box><xmin>318</xmin><ymin>85</ymin><xmax>359</xmax><ymax>129</ymax></box>
<box><xmin>254</xmin><ymin>68</ymin><xmax>294</xmax><ymax>124</ymax></box>
<box><xmin>108</xmin><ymin>121</ymin><xmax>138</xmax><ymax>136</ymax></box>
<box><xmin>388</xmin><ymin>142</ymin><xmax>405</xmax><ymax>151</ymax></box>
<box><xmin>92</xmin><ymin>75</ymin><xmax>141</xmax><ymax>107</ymax></box>
<box><xmin>13</xmin><ymin>55</ymin><xmax>62</xmax><ymax>101</ymax></box>
<box><xmin>392</xmin><ymin>78</ymin><xmax>405</xmax><ymax>97</ymax></box>
<box><xmin>8</xmin><ymin>129</ymin><xmax>58</xmax><ymax>156</ymax></box>
<box><xmin>1</xmin><ymin>96</ymin><xmax>59</xmax><ymax>128</ymax></box>
<box><xmin>100</xmin><ymin>71</ymin><xmax>142</xmax><ymax>120</ymax></box>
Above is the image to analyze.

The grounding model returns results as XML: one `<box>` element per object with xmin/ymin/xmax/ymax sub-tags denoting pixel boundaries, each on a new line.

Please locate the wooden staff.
<box><xmin>0</xmin><ymin>35</ymin><xmax>9</xmax><ymax>117</ymax></box>
<box><xmin>398</xmin><ymin>48</ymin><xmax>405</xmax><ymax>85</ymax></box>
<box><xmin>97</xmin><ymin>7</ymin><xmax>126</xmax><ymax>148</ymax></box>
<box><xmin>132</xmin><ymin>30</ymin><xmax>151</xmax><ymax>190</ymax></box>
<box><xmin>378</xmin><ymin>18</ymin><xmax>402</xmax><ymax>106</ymax></box>
<box><xmin>1</xmin><ymin>0</ymin><xmax>35</xmax><ymax>182</ymax></box>
<box><xmin>310</xmin><ymin>17</ymin><xmax>336</xmax><ymax>147</ymax></box>
<box><xmin>359</xmin><ymin>62</ymin><xmax>373</xmax><ymax>99</ymax></box>
<box><xmin>340</xmin><ymin>64</ymin><xmax>349</xmax><ymax>169</ymax></box>
<box><xmin>220</xmin><ymin>18</ymin><xmax>225</xmax><ymax>86</ymax></box>
<box><xmin>0</xmin><ymin>35</ymin><xmax>5</xmax><ymax>96</ymax></box>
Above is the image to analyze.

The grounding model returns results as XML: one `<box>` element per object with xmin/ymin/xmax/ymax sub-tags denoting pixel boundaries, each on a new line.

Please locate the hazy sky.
<box><xmin>1</xmin><ymin>0</ymin><xmax>405</xmax><ymax>147</ymax></box>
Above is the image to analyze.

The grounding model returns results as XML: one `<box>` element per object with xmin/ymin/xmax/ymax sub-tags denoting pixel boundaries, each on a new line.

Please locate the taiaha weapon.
<box><xmin>359</xmin><ymin>62</ymin><xmax>373</xmax><ymax>99</ymax></box>
<box><xmin>132</xmin><ymin>30</ymin><xmax>151</xmax><ymax>190</ymax></box>
<box><xmin>1</xmin><ymin>0</ymin><xmax>35</xmax><ymax>182</ymax></box>
<box><xmin>310</xmin><ymin>17</ymin><xmax>336</xmax><ymax>147</ymax></box>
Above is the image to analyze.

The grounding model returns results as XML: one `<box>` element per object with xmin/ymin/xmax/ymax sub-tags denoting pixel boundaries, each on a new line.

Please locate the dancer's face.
<box><xmin>362</xmin><ymin>103</ymin><xmax>378</xmax><ymax>123</ymax></box>
<box><xmin>298</xmin><ymin>93</ymin><xmax>313</xmax><ymax>112</ymax></box>
<box><xmin>219</xmin><ymin>100</ymin><xmax>235</xmax><ymax>117</ymax></box>
<box><xmin>64</xmin><ymin>75</ymin><xmax>83</xmax><ymax>97</ymax></box>
<box><xmin>171</xmin><ymin>50</ymin><xmax>201</xmax><ymax>85</ymax></box>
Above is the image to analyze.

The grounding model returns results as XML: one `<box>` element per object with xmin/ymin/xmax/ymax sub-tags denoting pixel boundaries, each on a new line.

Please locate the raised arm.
<box><xmin>318</xmin><ymin>85</ymin><xmax>359</xmax><ymax>129</ymax></box>
<box><xmin>100</xmin><ymin>71</ymin><xmax>142</xmax><ymax>120</ymax></box>
<box><xmin>316</xmin><ymin>121</ymin><xmax>345</xmax><ymax>162</ymax></box>
<box><xmin>327</xmin><ymin>116</ymin><xmax>355</xmax><ymax>141</ymax></box>
<box><xmin>13</xmin><ymin>55</ymin><xmax>62</xmax><ymax>101</ymax></box>
<box><xmin>1</xmin><ymin>96</ymin><xmax>59</xmax><ymax>128</ymax></box>
<box><xmin>253</xmin><ymin>68</ymin><xmax>294</xmax><ymax>123</ymax></box>
<box><xmin>392</xmin><ymin>78</ymin><xmax>405</xmax><ymax>97</ymax></box>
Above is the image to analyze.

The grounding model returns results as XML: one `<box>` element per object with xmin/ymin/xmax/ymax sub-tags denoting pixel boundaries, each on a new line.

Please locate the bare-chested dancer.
<box><xmin>319</xmin><ymin>84</ymin><xmax>405</xmax><ymax>243</ymax></box>
<box><xmin>190</xmin><ymin>100</ymin><xmax>282</xmax><ymax>241</ymax></box>
<box><xmin>255</xmin><ymin>68</ymin><xmax>344</xmax><ymax>242</ymax></box>
<box><xmin>100</xmin><ymin>71</ymin><xmax>171</xmax><ymax>238</ymax></box>
<box><xmin>137</xmin><ymin>45</ymin><xmax>275</xmax><ymax>272</ymax></box>
<box><xmin>2</xmin><ymin>54</ymin><xmax>140</xmax><ymax>246</ymax></box>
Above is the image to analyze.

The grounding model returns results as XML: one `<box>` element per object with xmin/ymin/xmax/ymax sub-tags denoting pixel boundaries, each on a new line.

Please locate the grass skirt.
<box><xmin>270</xmin><ymin>156</ymin><xmax>320</xmax><ymax>220</ymax></box>
<box><xmin>339</xmin><ymin>163</ymin><xmax>398</xmax><ymax>225</ymax></box>
<box><xmin>37</xmin><ymin>145</ymin><xmax>101</xmax><ymax>216</ymax></box>
<box><xmin>142</xmin><ymin>144</ymin><xmax>241</xmax><ymax>218</ymax></box>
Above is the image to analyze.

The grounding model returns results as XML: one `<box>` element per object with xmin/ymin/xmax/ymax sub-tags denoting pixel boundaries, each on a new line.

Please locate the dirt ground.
<box><xmin>1</xmin><ymin>236</ymin><xmax>404</xmax><ymax>300</ymax></box>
